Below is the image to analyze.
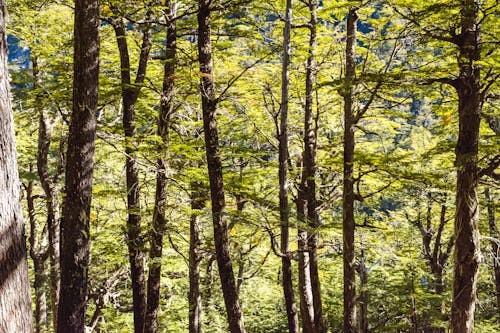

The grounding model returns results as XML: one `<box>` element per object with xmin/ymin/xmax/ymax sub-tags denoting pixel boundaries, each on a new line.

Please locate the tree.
<box><xmin>57</xmin><ymin>0</ymin><xmax>99</xmax><ymax>331</ymax></box>
<box><xmin>144</xmin><ymin>1</ymin><xmax>176</xmax><ymax>331</ymax></box>
<box><xmin>278</xmin><ymin>1</ymin><xmax>300</xmax><ymax>333</ymax></box>
<box><xmin>0</xmin><ymin>0</ymin><xmax>34</xmax><ymax>331</ymax></box>
<box><xmin>341</xmin><ymin>7</ymin><xmax>358</xmax><ymax>333</ymax></box>
<box><xmin>197</xmin><ymin>1</ymin><xmax>246</xmax><ymax>332</ymax></box>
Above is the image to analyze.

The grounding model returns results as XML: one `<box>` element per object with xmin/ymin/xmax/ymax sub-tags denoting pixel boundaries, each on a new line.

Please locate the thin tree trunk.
<box><xmin>26</xmin><ymin>177</ymin><xmax>48</xmax><ymax>333</ymax></box>
<box><xmin>450</xmin><ymin>1</ymin><xmax>482</xmax><ymax>332</ymax></box>
<box><xmin>34</xmin><ymin>56</ymin><xmax>61</xmax><ymax>331</ymax></box>
<box><xmin>144</xmin><ymin>2</ymin><xmax>175</xmax><ymax>331</ymax></box>
<box><xmin>0</xmin><ymin>2</ymin><xmax>34</xmax><ymax>332</ymax></box>
<box><xmin>111</xmin><ymin>10</ymin><xmax>154</xmax><ymax>332</ymax></box>
<box><xmin>189</xmin><ymin>182</ymin><xmax>205</xmax><ymax>333</ymax></box>
<box><xmin>485</xmin><ymin>188</ymin><xmax>500</xmax><ymax>325</ymax></box>
<box><xmin>279</xmin><ymin>1</ymin><xmax>300</xmax><ymax>332</ymax></box>
<box><xmin>357</xmin><ymin>250</ymin><xmax>368</xmax><ymax>333</ymax></box>
<box><xmin>197</xmin><ymin>2</ymin><xmax>246</xmax><ymax>332</ymax></box>
<box><xmin>342</xmin><ymin>7</ymin><xmax>358</xmax><ymax>333</ymax></box>
<box><xmin>57</xmin><ymin>0</ymin><xmax>99</xmax><ymax>331</ymax></box>
<box><xmin>297</xmin><ymin>195</ymin><xmax>315</xmax><ymax>333</ymax></box>
<box><xmin>303</xmin><ymin>2</ymin><xmax>323</xmax><ymax>331</ymax></box>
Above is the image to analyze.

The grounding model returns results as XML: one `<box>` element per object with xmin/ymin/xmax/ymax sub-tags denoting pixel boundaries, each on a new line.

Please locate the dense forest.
<box><xmin>0</xmin><ymin>0</ymin><xmax>499</xmax><ymax>332</ymax></box>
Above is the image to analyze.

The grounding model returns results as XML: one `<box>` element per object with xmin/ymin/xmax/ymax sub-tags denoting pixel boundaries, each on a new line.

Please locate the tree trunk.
<box><xmin>279</xmin><ymin>1</ymin><xmax>300</xmax><ymax>332</ymax></box>
<box><xmin>111</xmin><ymin>10</ymin><xmax>154</xmax><ymax>332</ymax></box>
<box><xmin>26</xmin><ymin>177</ymin><xmax>48</xmax><ymax>333</ymax></box>
<box><xmin>485</xmin><ymin>188</ymin><xmax>500</xmax><ymax>325</ymax></box>
<box><xmin>0</xmin><ymin>2</ymin><xmax>34</xmax><ymax>332</ymax></box>
<box><xmin>358</xmin><ymin>251</ymin><xmax>368</xmax><ymax>333</ymax></box>
<box><xmin>303</xmin><ymin>2</ymin><xmax>323</xmax><ymax>331</ymax></box>
<box><xmin>342</xmin><ymin>7</ymin><xmax>358</xmax><ymax>333</ymax></box>
<box><xmin>144</xmin><ymin>2</ymin><xmax>175</xmax><ymax>331</ymax></box>
<box><xmin>197</xmin><ymin>2</ymin><xmax>246</xmax><ymax>332</ymax></box>
<box><xmin>34</xmin><ymin>55</ymin><xmax>61</xmax><ymax>331</ymax></box>
<box><xmin>189</xmin><ymin>182</ymin><xmax>205</xmax><ymax>333</ymax></box>
<box><xmin>297</xmin><ymin>195</ymin><xmax>315</xmax><ymax>333</ymax></box>
<box><xmin>450</xmin><ymin>1</ymin><xmax>481</xmax><ymax>332</ymax></box>
<box><xmin>57</xmin><ymin>0</ymin><xmax>99</xmax><ymax>331</ymax></box>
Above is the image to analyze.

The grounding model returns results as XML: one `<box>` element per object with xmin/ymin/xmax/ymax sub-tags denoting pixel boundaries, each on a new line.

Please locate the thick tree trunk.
<box><xmin>144</xmin><ymin>2</ymin><xmax>175</xmax><ymax>331</ymax></box>
<box><xmin>57</xmin><ymin>0</ymin><xmax>99</xmax><ymax>331</ymax></box>
<box><xmin>111</xmin><ymin>10</ymin><xmax>154</xmax><ymax>332</ymax></box>
<box><xmin>189</xmin><ymin>182</ymin><xmax>205</xmax><ymax>333</ymax></box>
<box><xmin>197</xmin><ymin>2</ymin><xmax>246</xmax><ymax>332</ymax></box>
<box><xmin>450</xmin><ymin>2</ymin><xmax>481</xmax><ymax>332</ymax></box>
<box><xmin>303</xmin><ymin>2</ymin><xmax>324</xmax><ymax>331</ymax></box>
<box><xmin>279</xmin><ymin>1</ymin><xmax>300</xmax><ymax>332</ymax></box>
<box><xmin>26</xmin><ymin>178</ymin><xmax>48</xmax><ymax>333</ymax></box>
<box><xmin>485</xmin><ymin>188</ymin><xmax>500</xmax><ymax>325</ymax></box>
<box><xmin>0</xmin><ymin>2</ymin><xmax>34</xmax><ymax>332</ymax></box>
<box><xmin>342</xmin><ymin>7</ymin><xmax>358</xmax><ymax>333</ymax></box>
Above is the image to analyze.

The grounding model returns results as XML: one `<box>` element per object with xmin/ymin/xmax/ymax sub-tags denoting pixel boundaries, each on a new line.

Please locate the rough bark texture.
<box><xmin>111</xmin><ymin>10</ymin><xmax>154</xmax><ymax>332</ymax></box>
<box><xmin>342</xmin><ymin>7</ymin><xmax>358</xmax><ymax>333</ymax></box>
<box><xmin>144</xmin><ymin>2</ymin><xmax>175</xmax><ymax>331</ymax></box>
<box><xmin>485</xmin><ymin>188</ymin><xmax>500</xmax><ymax>325</ymax></box>
<box><xmin>450</xmin><ymin>1</ymin><xmax>481</xmax><ymax>332</ymax></box>
<box><xmin>57</xmin><ymin>0</ymin><xmax>99</xmax><ymax>331</ymax></box>
<box><xmin>279</xmin><ymin>1</ymin><xmax>300</xmax><ymax>332</ymax></box>
<box><xmin>198</xmin><ymin>1</ymin><xmax>246</xmax><ymax>332</ymax></box>
<box><xmin>189</xmin><ymin>182</ymin><xmax>205</xmax><ymax>333</ymax></box>
<box><xmin>0</xmin><ymin>2</ymin><xmax>34</xmax><ymax>332</ymax></box>
<box><xmin>303</xmin><ymin>2</ymin><xmax>324</xmax><ymax>331</ymax></box>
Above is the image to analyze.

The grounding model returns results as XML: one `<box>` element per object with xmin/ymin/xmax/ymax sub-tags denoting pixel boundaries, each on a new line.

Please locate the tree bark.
<box><xmin>197</xmin><ymin>1</ymin><xmax>246</xmax><ymax>332</ymax></box>
<box><xmin>357</xmin><ymin>251</ymin><xmax>368</xmax><ymax>333</ymax></box>
<box><xmin>111</xmin><ymin>9</ymin><xmax>154</xmax><ymax>332</ymax></box>
<box><xmin>279</xmin><ymin>1</ymin><xmax>300</xmax><ymax>332</ymax></box>
<box><xmin>189</xmin><ymin>182</ymin><xmax>205</xmax><ymax>333</ymax></box>
<box><xmin>0</xmin><ymin>2</ymin><xmax>34</xmax><ymax>332</ymax></box>
<box><xmin>342</xmin><ymin>7</ymin><xmax>358</xmax><ymax>333</ymax></box>
<box><xmin>297</xmin><ymin>195</ymin><xmax>315</xmax><ymax>333</ymax></box>
<box><xmin>450</xmin><ymin>1</ymin><xmax>482</xmax><ymax>332</ymax></box>
<box><xmin>303</xmin><ymin>2</ymin><xmax>324</xmax><ymax>331</ymax></box>
<box><xmin>26</xmin><ymin>177</ymin><xmax>48</xmax><ymax>333</ymax></box>
<box><xmin>485</xmin><ymin>188</ymin><xmax>500</xmax><ymax>326</ymax></box>
<box><xmin>57</xmin><ymin>0</ymin><xmax>99</xmax><ymax>331</ymax></box>
<box><xmin>34</xmin><ymin>56</ymin><xmax>61</xmax><ymax>331</ymax></box>
<box><xmin>144</xmin><ymin>2</ymin><xmax>175</xmax><ymax>331</ymax></box>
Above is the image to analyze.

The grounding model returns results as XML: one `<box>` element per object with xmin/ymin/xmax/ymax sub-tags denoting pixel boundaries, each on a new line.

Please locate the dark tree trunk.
<box><xmin>0</xmin><ymin>2</ymin><xmax>34</xmax><ymax>332</ymax></box>
<box><xmin>279</xmin><ymin>1</ymin><xmax>300</xmax><ymax>332</ymax></box>
<box><xmin>303</xmin><ymin>2</ymin><xmax>324</xmax><ymax>331</ymax></box>
<box><xmin>111</xmin><ymin>9</ymin><xmax>154</xmax><ymax>332</ymax></box>
<box><xmin>57</xmin><ymin>0</ymin><xmax>99</xmax><ymax>331</ymax></box>
<box><xmin>197</xmin><ymin>1</ymin><xmax>246</xmax><ymax>332</ymax></box>
<box><xmin>450</xmin><ymin>1</ymin><xmax>482</xmax><ymax>332</ymax></box>
<box><xmin>34</xmin><ymin>56</ymin><xmax>61</xmax><ymax>331</ymax></box>
<box><xmin>189</xmin><ymin>182</ymin><xmax>205</xmax><ymax>333</ymax></box>
<box><xmin>26</xmin><ymin>177</ymin><xmax>49</xmax><ymax>333</ymax></box>
<box><xmin>485</xmin><ymin>188</ymin><xmax>500</xmax><ymax>325</ymax></box>
<box><xmin>144</xmin><ymin>2</ymin><xmax>175</xmax><ymax>331</ymax></box>
<box><xmin>342</xmin><ymin>7</ymin><xmax>358</xmax><ymax>333</ymax></box>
